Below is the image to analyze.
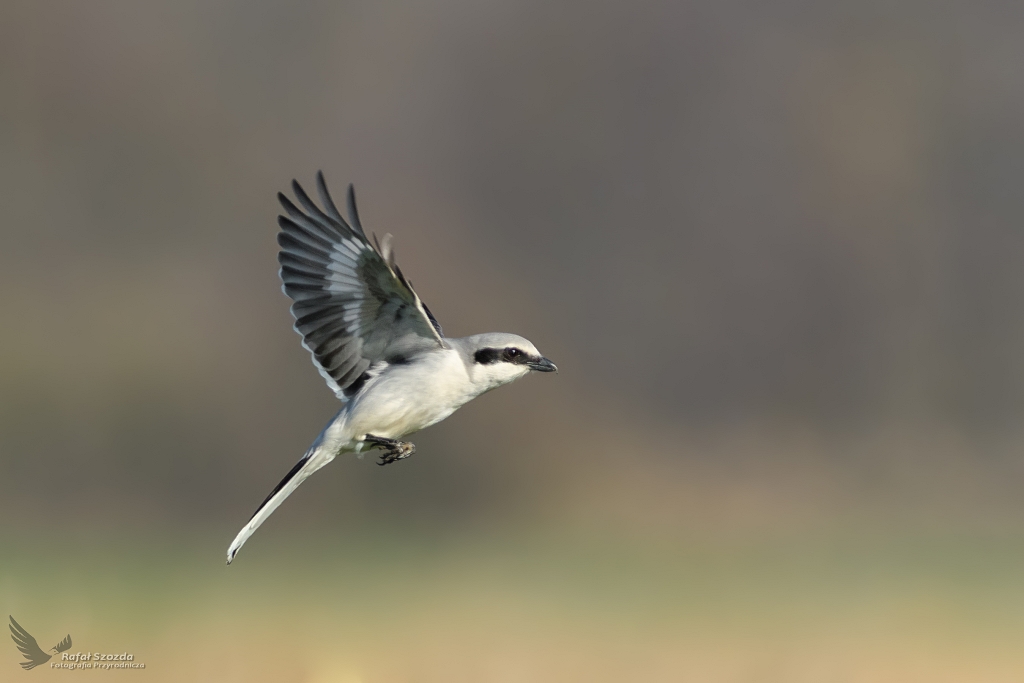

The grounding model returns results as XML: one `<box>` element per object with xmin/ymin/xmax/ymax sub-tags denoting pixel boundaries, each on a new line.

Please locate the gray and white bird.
<box><xmin>226</xmin><ymin>173</ymin><xmax>556</xmax><ymax>564</ymax></box>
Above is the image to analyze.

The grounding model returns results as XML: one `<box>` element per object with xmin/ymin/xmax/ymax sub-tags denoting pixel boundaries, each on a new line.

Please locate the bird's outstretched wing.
<box><xmin>278</xmin><ymin>172</ymin><xmax>445</xmax><ymax>399</ymax></box>
<box><xmin>53</xmin><ymin>634</ymin><xmax>72</xmax><ymax>653</ymax></box>
<box><xmin>9</xmin><ymin>616</ymin><xmax>52</xmax><ymax>670</ymax></box>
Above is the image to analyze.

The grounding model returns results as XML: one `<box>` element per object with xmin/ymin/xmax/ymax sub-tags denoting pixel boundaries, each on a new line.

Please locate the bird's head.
<box><xmin>460</xmin><ymin>332</ymin><xmax>557</xmax><ymax>392</ymax></box>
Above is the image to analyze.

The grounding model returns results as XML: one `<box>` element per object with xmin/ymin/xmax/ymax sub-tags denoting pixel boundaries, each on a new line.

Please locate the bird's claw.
<box><xmin>364</xmin><ymin>434</ymin><xmax>417</xmax><ymax>466</ymax></box>
<box><xmin>376</xmin><ymin>441</ymin><xmax>415</xmax><ymax>466</ymax></box>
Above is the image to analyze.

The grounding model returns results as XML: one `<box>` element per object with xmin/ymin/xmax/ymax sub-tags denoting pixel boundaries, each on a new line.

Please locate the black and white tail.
<box><xmin>226</xmin><ymin>439</ymin><xmax>336</xmax><ymax>564</ymax></box>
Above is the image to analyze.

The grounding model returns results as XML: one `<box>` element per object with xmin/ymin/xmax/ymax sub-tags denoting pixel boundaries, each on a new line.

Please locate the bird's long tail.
<box><xmin>226</xmin><ymin>440</ymin><xmax>336</xmax><ymax>565</ymax></box>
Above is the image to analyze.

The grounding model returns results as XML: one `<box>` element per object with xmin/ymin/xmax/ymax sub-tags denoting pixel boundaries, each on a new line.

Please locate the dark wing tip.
<box><xmin>346</xmin><ymin>184</ymin><xmax>364</xmax><ymax>235</ymax></box>
<box><xmin>422</xmin><ymin>301</ymin><xmax>444</xmax><ymax>337</ymax></box>
<box><xmin>315</xmin><ymin>170</ymin><xmax>350</xmax><ymax>228</ymax></box>
<box><xmin>276</xmin><ymin>191</ymin><xmax>297</xmax><ymax>215</ymax></box>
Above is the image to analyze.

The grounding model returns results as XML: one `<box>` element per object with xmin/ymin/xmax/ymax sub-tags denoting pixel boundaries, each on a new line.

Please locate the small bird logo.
<box><xmin>9</xmin><ymin>616</ymin><xmax>72</xmax><ymax>670</ymax></box>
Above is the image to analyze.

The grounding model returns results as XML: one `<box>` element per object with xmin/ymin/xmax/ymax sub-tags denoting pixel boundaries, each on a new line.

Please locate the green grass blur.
<box><xmin>6</xmin><ymin>525</ymin><xmax>1024</xmax><ymax>682</ymax></box>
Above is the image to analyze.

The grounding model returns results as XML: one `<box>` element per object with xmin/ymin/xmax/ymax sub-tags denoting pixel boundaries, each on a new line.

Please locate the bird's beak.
<box><xmin>528</xmin><ymin>357</ymin><xmax>558</xmax><ymax>373</ymax></box>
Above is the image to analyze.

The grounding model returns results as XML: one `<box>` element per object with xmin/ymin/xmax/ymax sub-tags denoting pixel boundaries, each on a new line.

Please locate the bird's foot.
<box><xmin>365</xmin><ymin>435</ymin><xmax>416</xmax><ymax>466</ymax></box>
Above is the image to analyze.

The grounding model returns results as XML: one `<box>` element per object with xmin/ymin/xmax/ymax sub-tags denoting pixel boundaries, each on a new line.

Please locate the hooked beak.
<box><xmin>528</xmin><ymin>357</ymin><xmax>558</xmax><ymax>373</ymax></box>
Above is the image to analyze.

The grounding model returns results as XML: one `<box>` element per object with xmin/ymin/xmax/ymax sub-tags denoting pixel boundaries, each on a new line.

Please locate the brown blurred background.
<box><xmin>3</xmin><ymin>1</ymin><xmax>1024</xmax><ymax>681</ymax></box>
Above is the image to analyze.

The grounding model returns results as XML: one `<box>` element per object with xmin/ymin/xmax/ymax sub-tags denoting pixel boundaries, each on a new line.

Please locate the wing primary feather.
<box><xmin>278</xmin><ymin>248</ymin><xmax>337</xmax><ymax>272</ymax></box>
<box><xmin>279</xmin><ymin>191</ymin><xmax>328</xmax><ymax>228</ymax></box>
<box><xmin>278</xmin><ymin>196</ymin><xmax>343</xmax><ymax>241</ymax></box>
<box><xmin>291</xmin><ymin>179</ymin><xmax>339</xmax><ymax>229</ymax></box>
<box><xmin>422</xmin><ymin>301</ymin><xmax>444</xmax><ymax>337</ymax></box>
<box><xmin>316</xmin><ymin>171</ymin><xmax>353</xmax><ymax>231</ymax></box>
<box><xmin>277</xmin><ymin>218</ymin><xmax>334</xmax><ymax>254</ymax></box>
<box><xmin>346</xmin><ymin>184</ymin><xmax>365</xmax><ymax>236</ymax></box>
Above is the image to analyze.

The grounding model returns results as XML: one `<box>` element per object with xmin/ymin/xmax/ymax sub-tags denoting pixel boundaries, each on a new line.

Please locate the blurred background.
<box><xmin>2</xmin><ymin>0</ymin><xmax>1024</xmax><ymax>680</ymax></box>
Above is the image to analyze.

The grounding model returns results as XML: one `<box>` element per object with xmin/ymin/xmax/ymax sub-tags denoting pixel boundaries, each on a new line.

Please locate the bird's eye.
<box><xmin>504</xmin><ymin>347</ymin><xmax>522</xmax><ymax>362</ymax></box>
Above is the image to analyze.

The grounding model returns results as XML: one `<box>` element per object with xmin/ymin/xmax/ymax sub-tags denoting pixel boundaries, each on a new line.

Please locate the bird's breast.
<box><xmin>345</xmin><ymin>350</ymin><xmax>475</xmax><ymax>439</ymax></box>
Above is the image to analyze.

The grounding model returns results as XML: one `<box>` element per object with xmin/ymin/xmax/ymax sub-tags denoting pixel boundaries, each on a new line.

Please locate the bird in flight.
<box><xmin>226</xmin><ymin>173</ymin><xmax>556</xmax><ymax>563</ymax></box>
<box><xmin>9</xmin><ymin>616</ymin><xmax>72</xmax><ymax>670</ymax></box>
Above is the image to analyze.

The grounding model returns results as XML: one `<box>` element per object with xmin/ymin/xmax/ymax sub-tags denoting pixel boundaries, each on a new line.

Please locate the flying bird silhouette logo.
<box><xmin>9</xmin><ymin>616</ymin><xmax>71</xmax><ymax>670</ymax></box>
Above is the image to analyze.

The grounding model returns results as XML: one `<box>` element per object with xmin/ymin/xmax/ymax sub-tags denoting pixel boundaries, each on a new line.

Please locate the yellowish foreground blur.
<box><xmin>5</xmin><ymin>526</ymin><xmax>1024</xmax><ymax>682</ymax></box>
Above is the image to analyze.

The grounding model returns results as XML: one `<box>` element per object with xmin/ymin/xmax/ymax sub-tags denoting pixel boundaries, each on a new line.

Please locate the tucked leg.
<box><xmin>364</xmin><ymin>434</ymin><xmax>417</xmax><ymax>466</ymax></box>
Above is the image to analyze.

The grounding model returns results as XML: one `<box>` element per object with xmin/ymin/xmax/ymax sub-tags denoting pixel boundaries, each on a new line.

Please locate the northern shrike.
<box><xmin>226</xmin><ymin>173</ymin><xmax>556</xmax><ymax>563</ymax></box>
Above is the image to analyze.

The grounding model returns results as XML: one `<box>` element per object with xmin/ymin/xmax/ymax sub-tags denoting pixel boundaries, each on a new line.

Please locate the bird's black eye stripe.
<box><xmin>474</xmin><ymin>348</ymin><xmax>502</xmax><ymax>364</ymax></box>
<box><xmin>474</xmin><ymin>347</ymin><xmax>531</xmax><ymax>365</ymax></box>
